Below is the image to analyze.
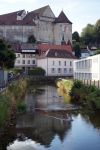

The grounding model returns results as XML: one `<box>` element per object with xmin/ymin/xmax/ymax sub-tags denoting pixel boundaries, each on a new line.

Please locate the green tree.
<box><xmin>73</xmin><ymin>44</ymin><xmax>81</xmax><ymax>58</ymax></box>
<box><xmin>81</xmin><ymin>24</ymin><xmax>95</xmax><ymax>45</ymax></box>
<box><xmin>72</xmin><ymin>31</ymin><xmax>80</xmax><ymax>42</ymax></box>
<box><xmin>94</xmin><ymin>19</ymin><xmax>100</xmax><ymax>46</ymax></box>
<box><xmin>28</xmin><ymin>35</ymin><xmax>36</xmax><ymax>44</ymax></box>
<box><xmin>0</xmin><ymin>39</ymin><xmax>16</xmax><ymax>69</ymax></box>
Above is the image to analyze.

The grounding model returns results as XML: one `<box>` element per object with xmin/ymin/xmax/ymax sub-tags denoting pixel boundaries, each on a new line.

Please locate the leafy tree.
<box><xmin>72</xmin><ymin>31</ymin><xmax>80</xmax><ymax>42</ymax></box>
<box><xmin>0</xmin><ymin>39</ymin><xmax>16</xmax><ymax>69</ymax></box>
<box><xmin>94</xmin><ymin>19</ymin><xmax>100</xmax><ymax>45</ymax></box>
<box><xmin>28</xmin><ymin>35</ymin><xmax>36</xmax><ymax>44</ymax></box>
<box><xmin>73</xmin><ymin>44</ymin><xmax>81</xmax><ymax>58</ymax></box>
<box><xmin>81</xmin><ymin>24</ymin><xmax>95</xmax><ymax>46</ymax></box>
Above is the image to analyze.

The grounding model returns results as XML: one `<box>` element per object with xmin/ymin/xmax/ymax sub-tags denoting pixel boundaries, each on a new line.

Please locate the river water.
<box><xmin>1</xmin><ymin>85</ymin><xmax>100</xmax><ymax>150</ymax></box>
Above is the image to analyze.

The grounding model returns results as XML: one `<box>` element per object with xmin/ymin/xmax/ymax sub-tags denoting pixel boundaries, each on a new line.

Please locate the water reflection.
<box><xmin>2</xmin><ymin>85</ymin><xmax>100</xmax><ymax>150</ymax></box>
<box><xmin>7</xmin><ymin>111</ymin><xmax>100</xmax><ymax>150</ymax></box>
<box><xmin>57</xmin><ymin>88</ymin><xmax>71</xmax><ymax>103</ymax></box>
<box><xmin>7</xmin><ymin>139</ymin><xmax>47</xmax><ymax>150</ymax></box>
<box><xmin>7</xmin><ymin>112</ymin><xmax>71</xmax><ymax>150</ymax></box>
<box><xmin>16</xmin><ymin>112</ymin><xmax>71</xmax><ymax>146</ymax></box>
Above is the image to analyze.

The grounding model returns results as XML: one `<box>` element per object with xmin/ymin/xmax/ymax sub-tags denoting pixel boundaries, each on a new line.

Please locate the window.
<box><xmin>17</xmin><ymin>60</ymin><xmax>20</xmax><ymax>64</ymax></box>
<box><xmin>70</xmin><ymin>61</ymin><xmax>72</xmax><ymax>66</ymax></box>
<box><xmin>59</xmin><ymin>61</ymin><xmax>61</xmax><ymax>66</ymax></box>
<box><xmin>32</xmin><ymin>60</ymin><xmax>35</xmax><ymax>64</ymax></box>
<box><xmin>64</xmin><ymin>61</ymin><xmax>66</xmax><ymax>66</ymax></box>
<box><xmin>22</xmin><ymin>54</ymin><xmax>25</xmax><ymax>58</ymax></box>
<box><xmin>22</xmin><ymin>60</ymin><xmax>25</xmax><ymax>64</ymax></box>
<box><xmin>52</xmin><ymin>61</ymin><xmax>55</xmax><ymax>66</ymax></box>
<box><xmin>51</xmin><ymin>68</ymin><xmax>55</xmax><ymax>73</ymax></box>
<box><xmin>17</xmin><ymin>54</ymin><xmax>20</xmax><ymax>57</ymax></box>
<box><xmin>64</xmin><ymin>68</ymin><xmax>67</xmax><ymax>73</ymax></box>
<box><xmin>28</xmin><ymin>60</ymin><xmax>30</xmax><ymax>64</ymax></box>
<box><xmin>58</xmin><ymin>68</ymin><xmax>61</xmax><ymax>73</ymax></box>
<box><xmin>69</xmin><ymin>68</ymin><xmax>72</xmax><ymax>73</ymax></box>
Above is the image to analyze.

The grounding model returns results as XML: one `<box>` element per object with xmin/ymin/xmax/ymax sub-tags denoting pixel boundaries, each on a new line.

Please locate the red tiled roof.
<box><xmin>54</xmin><ymin>11</ymin><xmax>72</xmax><ymax>24</ymax></box>
<box><xmin>46</xmin><ymin>49</ymin><xmax>76</xmax><ymax>59</ymax></box>
<box><xmin>37</xmin><ymin>43</ymin><xmax>72</xmax><ymax>54</ymax></box>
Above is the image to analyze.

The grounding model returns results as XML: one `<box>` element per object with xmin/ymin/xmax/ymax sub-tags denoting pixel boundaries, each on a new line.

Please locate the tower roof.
<box><xmin>54</xmin><ymin>11</ymin><xmax>72</xmax><ymax>24</ymax></box>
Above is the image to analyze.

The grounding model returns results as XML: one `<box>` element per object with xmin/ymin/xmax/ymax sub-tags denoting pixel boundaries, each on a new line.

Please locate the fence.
<box><xmin>0</xmin><ymin>74</ymin><xmax>23</xmax><ymax>93</ymax></box>
<box><xmin>0</xmin><ymin>80</ymin><xmax>8</xmax><ymax>92</ymax></box>
<box><xmin>82</xmin><ymin>79</ymin><xmax>100</xmax><ymax>88</ymax></box>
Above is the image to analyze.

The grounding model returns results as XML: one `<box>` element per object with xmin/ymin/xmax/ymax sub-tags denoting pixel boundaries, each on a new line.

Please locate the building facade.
<box><xmin>74</xmin><ymin>54</ymin><xmax>100</xmax><ymax>81</ymax></box>
<box><xmin>0</xmin><ymin>5</ymin><xmax>72</xmax><ymax>45</ymax></box>
<box><xmin>37</xmin><ymin>49</ymin><xmax>76</xmax><ymax>76</ymax></box>
<box><xmin>13</xmin><ymin>43</ymin><xmax>38</xmax><ymax>73</ymax></box>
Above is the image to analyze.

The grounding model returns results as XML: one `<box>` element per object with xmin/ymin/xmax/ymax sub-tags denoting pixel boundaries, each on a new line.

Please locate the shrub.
<box><xmin>73</xmin><ymin>80</ymin><xmax>83</xmax><ymax>88</ymax></box>
<box><xmin>28</xmin><ymin>67</ymin><xmax>45</xmax><ymax>76</ymax></box>
<box><xmin>17</xmin><ymin>101</ymin><xmax>27</xmax><ymax>113</ymax></box>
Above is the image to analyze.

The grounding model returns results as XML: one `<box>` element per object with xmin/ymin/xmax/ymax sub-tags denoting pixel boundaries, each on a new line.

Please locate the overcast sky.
<box><xmin>0</xmin><ymin>0</ymin><xmax>100</xmax><ymax>34</ymax></box>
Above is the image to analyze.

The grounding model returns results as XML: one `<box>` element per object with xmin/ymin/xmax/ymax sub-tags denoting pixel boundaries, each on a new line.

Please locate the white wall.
<box><xmin>54</xmin><ymin>23</ymin><xmax>72</xmax><ymax>44</ymax></box>
<box><xmin>15</xmin><ymin>53</ymin><xmax>37</xmax><ymax>69</ymax></box>
<box><xmin>37</xmin><ymin>57</ymin><xmax>74</xmax><ymax>76</ymax></box>
<box><xmin>0</xmin><ymin>7</ymin><xmax>72</xmax><ymax>44</ymax></box>
<box><xmin>74</xmin><ymin>54</ymin><xmax>100</xmax><ymax>81</ymax></box>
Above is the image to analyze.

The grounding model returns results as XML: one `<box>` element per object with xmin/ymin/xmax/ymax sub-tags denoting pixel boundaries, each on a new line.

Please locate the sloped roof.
<box><xmin>11</xmin><ymin>43</ymin><xmax>37</xmax><ymax>52</ymax></box>
<box><xmin>0</xmin><ymin>5</ymin><xmax>52</xmax><ymax>26</ymax></box>
<box><xmin>54</xmin><ymin>11</ymin><xmax>72</xmax><ymax>24</ymax></box>
<box><xmin>0</xmin><ymin>10</ymin><xmax>36</xmax><ymax>25</ymax></box>
<box><xmin>37</xmin><ymin>43</ymin><xmax>72</xmax><ymax>53</ymax></box>
<box><xmin>20</xmin><ymin>43</ymin><xmax>36</xmax><ymax>50</ymax></box>
<box><xmin>46</xmin><ymin>49</ymin><xmax>76</xmax><ymax>59</ymax></box>
<box><xmin>0</xmin><ymin>6</ymin><xmax>71</xmax><ymax>26</ymax></box>
<box><xmin>31</xmin><ymin>5</ymin><xmax>49</xmax><ymax>16</ymax></box>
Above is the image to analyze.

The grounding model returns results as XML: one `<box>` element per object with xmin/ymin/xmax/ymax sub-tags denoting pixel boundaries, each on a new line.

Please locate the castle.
<box><xmin>0</xmin><ymin>5</ymin><xmax>72</xmax><ymax>45</ymax></box>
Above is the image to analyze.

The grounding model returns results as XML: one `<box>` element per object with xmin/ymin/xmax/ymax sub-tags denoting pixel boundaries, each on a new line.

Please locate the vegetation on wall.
<box><xmin>28</xmin><ymin>35</ymin><xmax>36</xmax><ymax>44</ymax></box>
<box><xmin>28</xmin><ymin>67</ymin><xmax>46</xmax><ymax>76</ymax></box>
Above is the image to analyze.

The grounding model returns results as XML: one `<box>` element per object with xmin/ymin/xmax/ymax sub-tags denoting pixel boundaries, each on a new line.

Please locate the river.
<box><xmin>0</xmin><ymin>84</ymin><xmax>100</xmax><ymax>150</ymax></box>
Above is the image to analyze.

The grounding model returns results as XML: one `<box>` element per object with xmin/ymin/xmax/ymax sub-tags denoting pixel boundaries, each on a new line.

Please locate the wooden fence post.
<box><xmin>87</xmin><ymin>80</ymin><xmax>88</xmax><ymax>85</ymax></box>
<box><xmin>94</xmin><ymin>80</ymin><xmax>95</xmax><ymax>86</ymax></box>
<box><xmin>98</xmin><ymin>80</ymin><xmax>99</xmax><ymax>88</ymax></box>
<box><xmin>90</xmin><ymin>80</ymin><xmax>91</xmax><ymax>86</ymax></box>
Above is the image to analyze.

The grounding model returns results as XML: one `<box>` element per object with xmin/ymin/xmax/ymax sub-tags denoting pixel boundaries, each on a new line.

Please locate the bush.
<box><xmin>17</xmin><ymin>102</ymin><xmax>27</xmax><ymax>113</ymax></box>
<box><xmin>28</xmin><ymin>67</ymin><xmax>45</xmax><ymax>76</ymax></box>
<box><xmin>13</xmin><ymin>68</ymin><xmax>23</xmax><ymax>74</ymax></box>
<box><xmin>0</xmin><ymin>94</ymin><xmax>11</xmax><ymax>126</ymax></box>
<box><xmin>73</xmin><ymin>80</ymin><xmax>83</xmax><ymax>88</ymax></box>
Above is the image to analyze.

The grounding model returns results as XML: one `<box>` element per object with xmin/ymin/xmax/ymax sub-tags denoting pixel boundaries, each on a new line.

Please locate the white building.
<box><xmin>0</xmin><ymin>5</ymin><xmax>72</xmax><ymax>45</ymax></box>
<box><xmin>74</xmin><ymin>54</ymin><xmax>100</xmax><ymax>81</ymax></box>
<box><xmin>37</xmin><ymin>49</ymin><xmax>76</xmax><ymax>76</ymax></box>
<box><xmin>13</xmin><ymin>43</ymin><xmax>38</xmax><ymax>72</ymax></box>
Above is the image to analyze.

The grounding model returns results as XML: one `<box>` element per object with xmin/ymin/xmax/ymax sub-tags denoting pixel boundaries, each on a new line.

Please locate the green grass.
<box><xmin>0</xmin><ymin>94</ymin><xmax>11</xmax><ymax>126</ymax></box>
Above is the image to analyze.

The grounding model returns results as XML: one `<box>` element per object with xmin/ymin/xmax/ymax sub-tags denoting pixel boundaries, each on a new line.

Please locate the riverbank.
<box><xmin>56</xmin><ymin>79</ymin><xmax>100</xmax><ymax>110</ymax></box>
<box><xmin>0</xmin><ymin>79</ymin><xmax>27</xmax><ymax>139</ymax></box>
<box><xmin>28</xmin><ymin>75</ymin><xmax>73</xmax><ymax>84</ymax></box>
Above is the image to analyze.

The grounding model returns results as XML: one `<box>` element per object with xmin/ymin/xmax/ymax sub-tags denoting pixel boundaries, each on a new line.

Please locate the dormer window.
<box><xmin>17</xmin><ymin>10</ymin><xmax>26</xmax><ymax>20</ymax></box>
